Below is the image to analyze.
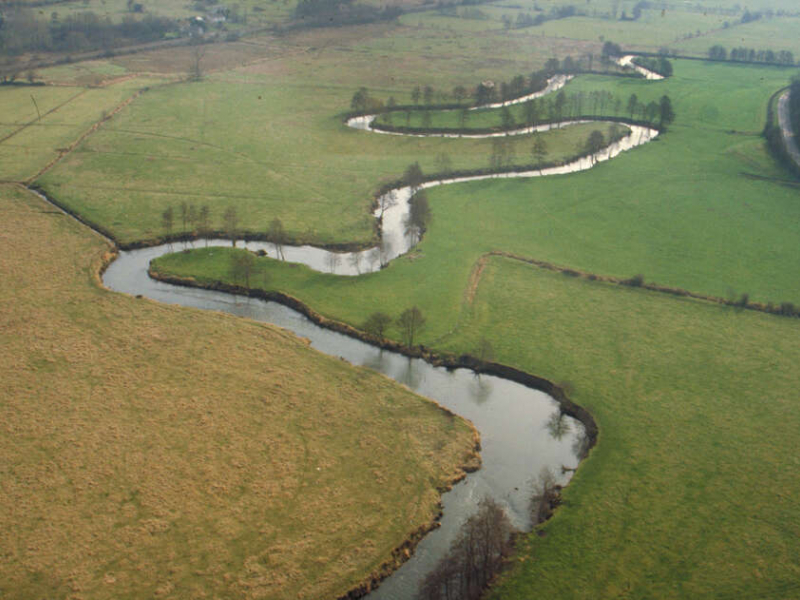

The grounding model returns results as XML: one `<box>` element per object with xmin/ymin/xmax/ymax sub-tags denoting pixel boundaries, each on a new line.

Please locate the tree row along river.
<box><xmin>94</xmin><ymin>62</ymin><xmax>660</xmax><ymax>599</ymax></box>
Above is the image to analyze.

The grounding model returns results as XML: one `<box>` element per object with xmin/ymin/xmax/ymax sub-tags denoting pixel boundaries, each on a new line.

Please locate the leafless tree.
<box><xmin>223</xmin><ymin>206</ymin><xmax>238</xmax><ymax>246</ymax></box>
<box><xmin>268</xmin><ymin>217</ymin><xmax>286</xmax><ymax>260</ymax></box>
<box><xmin>161</xmin><ymin>206</ymin><xmax>174</xmax><ymax>249</ymax></box>
<box><xmin>531</xmin><ymin>467</ymin><xmax>559</xmax><ymax>525</ymax></box>
<box><xmin>189</xmin><ymin>41</ymin><xmax>206</xmax><ymax>81</ymax></box>
<box><xmin>363</xmin><ymin>312</ymin><xmax>392</xmax><ymax>338</ymax></box>
<box><xmin>397</xmin><ymin>306</ymin><xmax>426</xmax><ymax>347</ymax></box>
<box><xmin>230</xmin><ymin>251</ymin><xmax>255</xmax><ymax>290</ymax></box>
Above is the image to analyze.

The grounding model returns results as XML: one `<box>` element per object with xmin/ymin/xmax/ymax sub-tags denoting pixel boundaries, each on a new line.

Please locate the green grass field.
<box><xmin>466</xmin><ymin>258</ymin><xmax>800</xmax><ymax>599</ymax></box>
<box><xmin>153</xmin><ymin>60</ymin><xmax>800</xmax><ymax>308</ymax></box>
<box><xmin>36</xmin><ymin>66</ymin><xmax>620</xmax><ymax>246</ymax></box>
<box><xmin>0</xmin><ymin>78</ymin><xmax>154</xmax><ymax>181</ymax></box>
<box><xmin>673</xmin><ymin>15</ymin><xmax>800</xmax><ymax>58</ymax></box>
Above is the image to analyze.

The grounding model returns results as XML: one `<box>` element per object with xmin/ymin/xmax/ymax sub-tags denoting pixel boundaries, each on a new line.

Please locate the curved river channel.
<box><xmin>96</xmin><ymin>67</ymin><xmax>662</xmax><ymax>599</ymax></box>
<box><xmin>103</xmin><ymin>246</ymin><xmax>585</xmax><ymax>599</ymax></box>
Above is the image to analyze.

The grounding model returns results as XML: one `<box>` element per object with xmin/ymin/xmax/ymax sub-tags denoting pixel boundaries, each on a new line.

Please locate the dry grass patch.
<box><xmin>0</xmin><ymin>184</ymin><xmax>476</xmax><ymax>600</ymax></box>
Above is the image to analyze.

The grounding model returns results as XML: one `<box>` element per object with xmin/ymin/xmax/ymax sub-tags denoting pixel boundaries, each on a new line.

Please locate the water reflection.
<box><xmin>397</xmin><ymin>357</ymin><xmax>423</xmax><ymax>390</ymax></box>
<box><xmin>546</xmin><ymin>410</ymin><xmax>571</xmax><ymax>441</ymax></box>
<box><xmin>468</xmin><ymin>375</ymin><xmax>492</xmax><ymax>406</ymax></box>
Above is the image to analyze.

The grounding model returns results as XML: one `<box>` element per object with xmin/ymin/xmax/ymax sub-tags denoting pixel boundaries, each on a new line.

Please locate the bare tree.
<box><xmin>475</xmin><ymin>338</ymin><xmax>494</xmax><ymax>363</ymax></box>
<box><xmin>584</xmin><ymin>129</ymin><xmax>605</xmax><ymax>163</ymax></box>
<box><xmin>363</xmin><ymin>311</ymin><xmax>392</xmax><ymax>338</ymax></box>
<box><xmin>197</xmin><ymin>205</ymin><xmax>211</xmax><ymax>246</ymax></box>
<box><xmin>161</xmin><ymin>206</ymin><xmax>174</xmax><ymax>249</ymax></box>
<box><xmin>404</xmin><ymin>162</ymin><xmax>425</xmax><ymax>191</ymax></box>
<box><xmin>189</xmin><ymin>41</ymin><xmax>206</xmax><ymax>81</ymax></box>
<box><xmin>180</xmin><ymin>201</ymin><xmax>189</xmax><ymax>233</ymax></box>
<box><xmin>230</xmin><ymin>251</ymin><xmax>255</xmax><ymax>290</ymax></box>
<box><xmin>378</xmin><ymin>190</ymin><xmax>397</xmax><ymax>218</ymax></box>
<box><xmin>368</xmin><ymin>246</ymin><xmax>381</xmax><ymax>271</ymax></box>
<box><xmin>531</xmin><ymin>467</ymin><xmax>559</xmax><ymax>525</ymax></box>
<box><xmin>397</xmin><ymin>306</ymin><xmax>426</xmax><ymax>347</ymax></box>
<box><xmin>532</xmin><ymin>134</ymin><xmax>548</xmax><ymax>170</ymax></box>
<box><xmin>268</xmin><ymin>217</ymin><xmax>286</xmax><ymax>260</ymax></box>
<box><xmin>405</xmin><ymin>189</ymin><xmax>431</xmax><ymax>244</ymax></box>
<box><xmin>326</xmin><ymin>251</ymin><xmax>341</xmax><ymax>273</ymax></box>
<box><xmin>435</xmin><ymin>152</ymin><xmax>452</xmax><ymax>175</ymax></box>
<box><xmin>223</xmin><ymin>206</ymin><xmax>238</xmax><ymax>246</ymax></box>
<box><xmin>379</xmin><ymin>239</ymin><xmax>393</xmax><ymax>268</ymax></box>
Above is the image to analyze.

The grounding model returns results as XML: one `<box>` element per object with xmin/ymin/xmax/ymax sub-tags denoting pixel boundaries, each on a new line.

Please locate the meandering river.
<box><xmin>102</xmin><ymin>243</ymin><xmax>585</xmax><ymax>599</ymax></box>
<box><xmin>91</xmin><ymin>64</ymin><xmax>662</xmax><ymax>599</ymax></box>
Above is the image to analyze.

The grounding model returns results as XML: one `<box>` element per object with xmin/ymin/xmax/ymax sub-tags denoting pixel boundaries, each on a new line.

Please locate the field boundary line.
<box><xmin>483</xmin><ymin>250</ymin><xmax>800</xmax><ymax>320</ymax></box>
<box><xmin>26</xmin><ymin>81</ymin><xmax>148</xmax><ymax>184</ymax></box>
<box><xmin>0</xmin><ymin>88</ymin><xmax>88</xmax><ymax>145</ymax></box>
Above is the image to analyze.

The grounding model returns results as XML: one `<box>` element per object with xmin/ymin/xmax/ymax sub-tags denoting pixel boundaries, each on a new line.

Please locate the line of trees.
<box><xmin>386</xmin><ymin>87</ymin><xmax>674</xmax><ymax>134</ymax></box>
<box><xmin>363</xmin><ymin>306</ymin><xmax>426</xmax><ymax>347</ymax></box>
<box><xmin>708</xmin><ymin>44</ymin><xmax>795</xmax><ymax>65</ymax></box>
<box><xmin>0</xmin><ymin>7</ymin><xmax>179</xmax><ymax>55</ymax></box>
<box><xmin>501</xmin><ymin>4</ymin><xmax>578</xmax><ymax>30</ymax></box>
<box><xmin>160</xmin><ymin>203</ymin><xmax>288</xmax><ymax>256</ymax></box>
<box><xmin>354</xmin><ymin>53</ymin><xmax>636</xmax><ymax>118</ymax></box>
<box><xmin>294</xmin><ymin>0</ymin><xmax>401</xmax><ymax>28</ymax></box>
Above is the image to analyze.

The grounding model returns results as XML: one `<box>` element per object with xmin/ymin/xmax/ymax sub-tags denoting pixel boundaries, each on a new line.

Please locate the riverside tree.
<box><xmin>230</xmin><ymin>251</ymin><xmax>255</xmax><ymax>289</ymax></box>
<box><xmin>404</xmin><ymin>162</ymin><xmax>425</xmax><ymax>190</ymax></box>
<box><xmin>197</xmin><ymin>205</ymin><xmax>211</xmax><ymax>245</ymax></box>
<box><xmin>351</xmin><ymin>87</ymin><xmax>370</xmax><ymax>111</ymax></box>
<box><xmin>161</xmin><ymin>206</ymin><xmax>174</xmax><ymax>247</ymax></box>
<box><xmin>397</xmin><ymin>306</ymin><xmax>425</xmax><ymax>347</ymax></box>
<box><xmin>659</xmin><ymin>94</ymin><xmax>675</xmax><ymax>127</ymax></box>
<box><xmin>585</xmin><ymin>130</ymin><xmax>605</xmax><ymax>163</ymax></box>
<box><xmin>268</xmin><ymin>217</ymin><xmax>286</xmax><ymax>260</ymax></box>
<box><xmin>627</xmin><ymin>93</ymin><xmax>638</xmax><ymax>119</ymax></box>
<box><xmin>363</xmin><ymin>311</ymin><xmax>392</xmax><ymax>338</ymax></box>
<box><xmin>223</xmin><ymin>206</ymin><xmax>238</xmax><ymax>246</ymax></box>
<box><xmin>531</xmin><ymin>134</ymin><xmax>548</xmax><ymax>167</ymax></box>
<box><xmin>405</xmin><ymin>189</ymin><xmax>431</xmax><ymax>244</ymax></box>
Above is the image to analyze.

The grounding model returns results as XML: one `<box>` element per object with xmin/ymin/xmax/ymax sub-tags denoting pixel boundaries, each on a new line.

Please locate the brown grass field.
<box><xmin>0</xmin><ymin>183</ymin><xmax>477</xmax><ymax>599</ymax></box>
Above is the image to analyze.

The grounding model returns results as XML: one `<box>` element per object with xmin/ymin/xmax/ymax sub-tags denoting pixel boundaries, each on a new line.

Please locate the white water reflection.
<box><xmin>616</xmin><ymin>54</ymin><xmax>665</xmax><ymax>80</ymax></box>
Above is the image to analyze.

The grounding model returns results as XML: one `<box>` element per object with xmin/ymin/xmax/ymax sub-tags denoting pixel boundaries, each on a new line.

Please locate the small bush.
<box><xmin>623</xmin><ymin>274</ymin><xmax>645</xmax><ymax>287</ymax></box>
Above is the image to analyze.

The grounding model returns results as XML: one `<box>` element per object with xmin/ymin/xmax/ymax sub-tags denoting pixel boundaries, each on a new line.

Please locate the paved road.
<box><xmin>777</xmin><ymin>91</ymin><xmax>800</xmax><ymax>167</ymax></box>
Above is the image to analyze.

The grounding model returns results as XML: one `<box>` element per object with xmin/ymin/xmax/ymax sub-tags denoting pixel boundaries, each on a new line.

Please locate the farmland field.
<box><xmin>4</xmin><ymin>1</ymin><xmax>800</xmax><ymax>598</ymax></box>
